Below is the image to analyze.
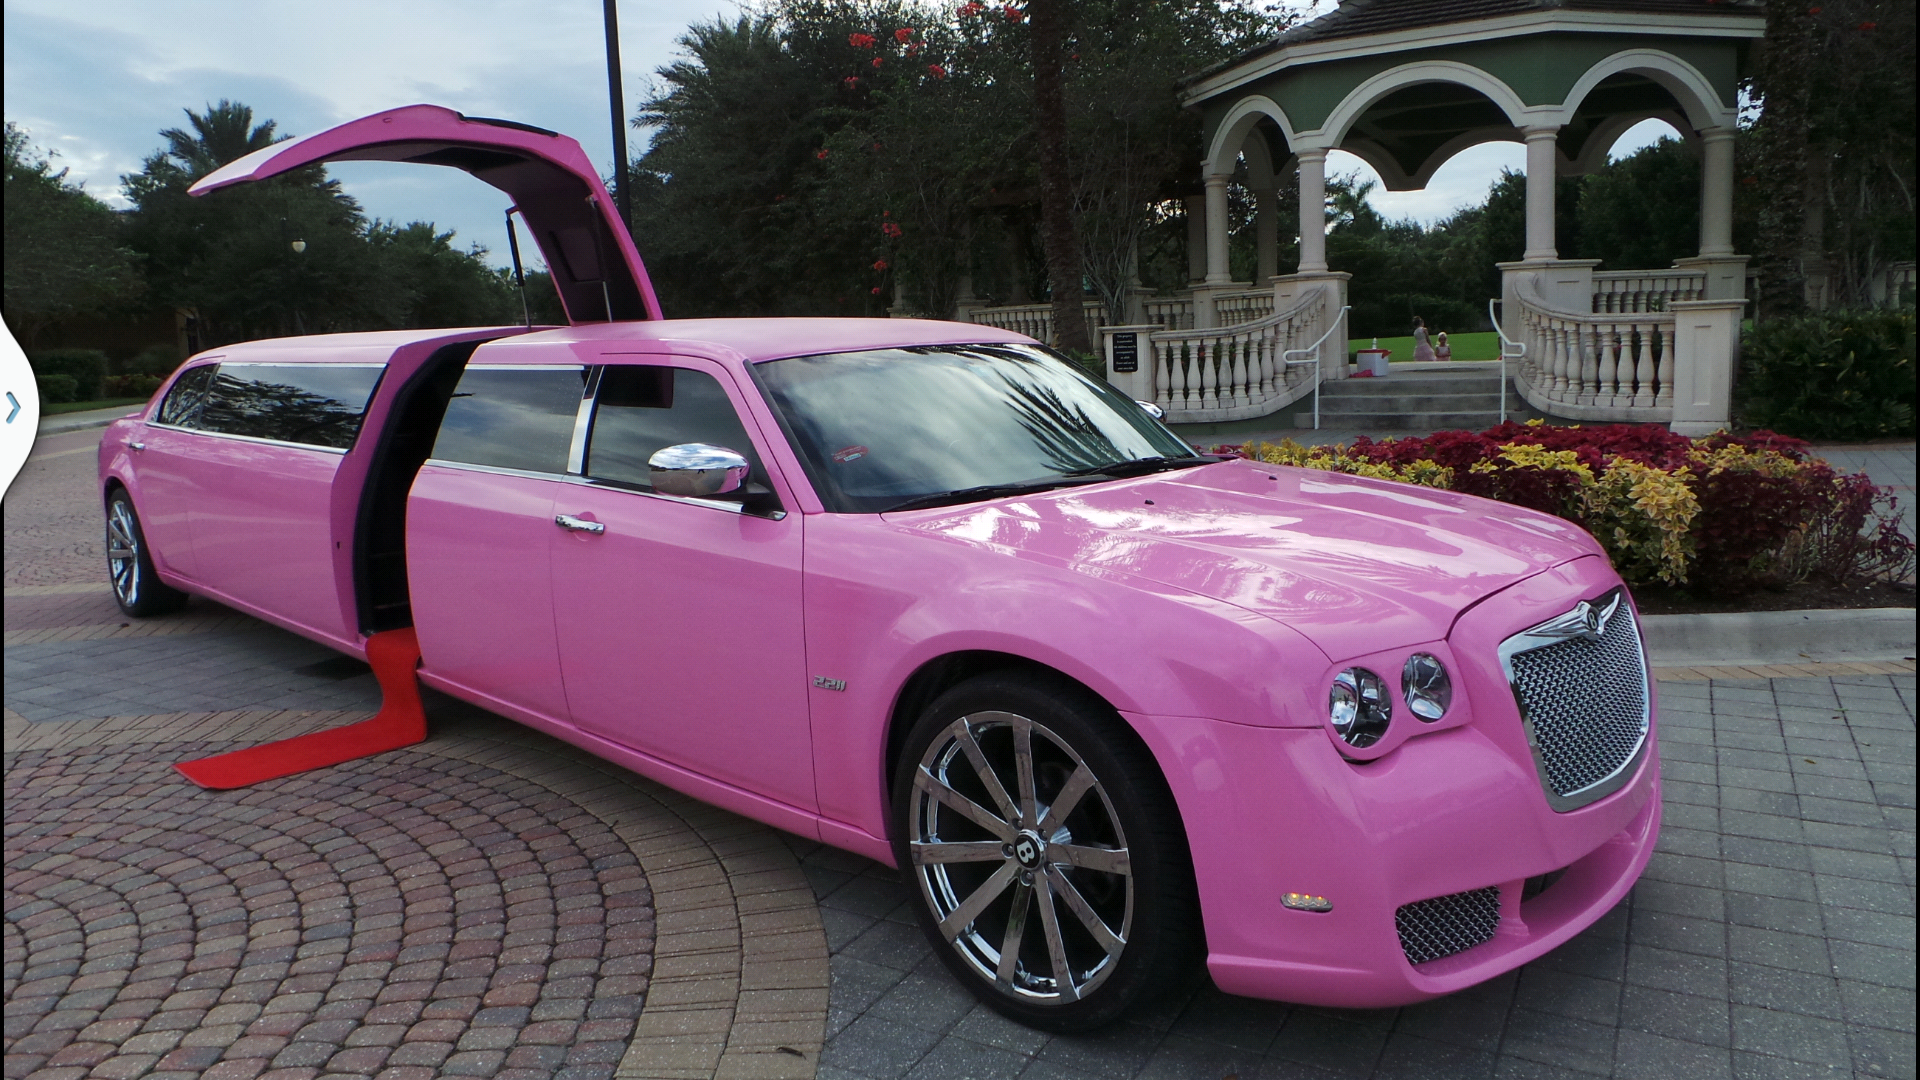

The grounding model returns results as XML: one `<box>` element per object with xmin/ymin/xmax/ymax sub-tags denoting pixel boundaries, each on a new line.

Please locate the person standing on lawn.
<box><xmin>1435</xmin><ymin>331</ymin><xmax>1452</xmax><ymax>361</ymax></box>
<box><xmin>1411</xmin><ymin>317</ymin><xmax>1437</xmax><ymax>362</ymax></box>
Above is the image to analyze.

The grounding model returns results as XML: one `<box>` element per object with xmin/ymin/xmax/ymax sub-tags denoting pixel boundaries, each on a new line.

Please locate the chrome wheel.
<box><xmin>908</xmin><ymin>710</ymin><xmax>1133</xmax><ymax>1005</ymax></box>
<box><xmin>106</xmin><ymin>498</ymin><xmax>142</xmax><ymax>607</ymax></box>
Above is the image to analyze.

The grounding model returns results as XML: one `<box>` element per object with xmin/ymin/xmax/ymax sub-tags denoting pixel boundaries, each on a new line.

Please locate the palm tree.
<box><xmin>158</xmin><ymin>100</ymin><xmax>281</xmax><ymax>179</ymax></box>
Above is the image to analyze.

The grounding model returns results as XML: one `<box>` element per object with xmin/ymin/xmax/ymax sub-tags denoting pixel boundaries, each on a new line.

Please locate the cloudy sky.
<box><xmin>4</xmin><ymin>0</ymin><xmax>1676</xmax><ymax>270</ymax></box>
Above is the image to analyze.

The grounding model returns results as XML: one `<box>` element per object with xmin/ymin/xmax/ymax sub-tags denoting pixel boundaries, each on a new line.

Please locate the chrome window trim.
<box><xmin>140</xmin><ymin>420</ymin><xmax>351</xmax><ymax>456</ymax></box>
<box><xmin>213</xmin><ymin>361</ymin><xmax>388</xmax><ymax>369</ymax></box>
<box><xmin>421</xmin><ymin>457</ymin><xmax>784</xmax><ymax>520</ymax></box>
<box><xmin>1496</xmin><ymin>587</ymin><xmax>1651</xmax><ymax>813</ymax></box>
<box><xmin>567</xmin><ymin>366</ymin><xmax>603</xmax><ymax>475</ymax></box>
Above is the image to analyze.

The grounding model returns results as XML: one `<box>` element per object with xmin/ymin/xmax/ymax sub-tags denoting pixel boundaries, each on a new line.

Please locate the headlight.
<box><xmin>1329</xmin><ymin>667</ymin><xmax>1391</xmax><ymax>748</ymax></box>
<box><xmin>1402</xmin><ymin>653</ymin><xmax>1452</xmax><ymax>722</ymax></box>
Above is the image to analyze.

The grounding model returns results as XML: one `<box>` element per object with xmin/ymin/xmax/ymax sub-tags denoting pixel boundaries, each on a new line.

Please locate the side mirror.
<box><xmin>648</xmin><ymin>443</ymin><xmax>749</xmax><ymax>498</ymax></box>
<box><xmin>1135</xmin><ymin>400</ymin><xmax>1165</xmax><ymax>419</ymax></box>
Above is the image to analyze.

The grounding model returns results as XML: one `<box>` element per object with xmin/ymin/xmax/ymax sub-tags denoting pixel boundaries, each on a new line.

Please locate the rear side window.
<box><xmin>155</xmin><ymin>364</ymin><xmax>218</xmax><ymax>427</ymax></box>
<box><xmin>431</xmin><ymin>366</ymin><xmax>587</xmax><ymax>474</ymax></box>
<box><xmin>585</xmin><ymin>366</ymin><xmax>764</xmax><ymax>489</ymax></box>
<box><xmin>192</xmin><ymin>364</ymin><xmax>383</xmax><ymax>449</ymax></box>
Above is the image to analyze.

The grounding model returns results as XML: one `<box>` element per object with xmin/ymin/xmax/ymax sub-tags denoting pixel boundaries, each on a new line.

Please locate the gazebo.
<box><xmin>979</xmin><ymin>0</ymin><xmax>1766</xmax><ymax>435</ymax></box>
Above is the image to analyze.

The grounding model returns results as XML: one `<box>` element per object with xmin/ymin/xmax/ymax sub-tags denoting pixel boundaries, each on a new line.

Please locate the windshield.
<box><xmin>754</xmin><ymin>343</ymin><xmax>1195</xmax><ymax>513</ymax></box>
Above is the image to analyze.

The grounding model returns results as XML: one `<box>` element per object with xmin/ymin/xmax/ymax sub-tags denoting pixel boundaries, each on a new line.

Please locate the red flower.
<box><xmin>842</xmin><ymin>75</ymin><xmax>859</xmax><ymax>87</ymax></box>
<box><xmin>1002</xmin><ymin>4</ymin><xmax>1024</xmax><ymax>21</ymax></box>
<box><xmin>1807</xmin><ymin>5</ymin><xmax>1821</xmax><ymax>11</ymax></box>
<box><xmin>881</xmin><ymin>222</ymin><xmax>904</xmax><ymax>238</ymax></box>
<box><xmin>871</xmin><ymin>286</ymin><xmax>883</xmax><ymax>294</ymax></box>
<box><xmin>928</xmin><ymin>63</ymin><xmax>947</xmax><ymax>78</ymax></box>
<box><xmin>907</xmin><ymin>42</ymin><xmax>922</xmax><ymax>55</ymax></box>
<box><xmin>1857</xmin><ymin>20</ymin><xmax>1876</xmax><ymax>28</ymax></box>
<box><xmin>958</xmin><ymin>1</ymin><xmax>986</xmax><ymax>16</ymax></box>
<box><xmin>849</xmin><ymin>32</ymin><xmax>877</xmax><ymax>48</ymax></box>
<box><xmin>872</xmin><ymin>259</ymin><xmax>889</xmax><ymax>270</ymax></box>
<box><xmin>815</xmin><ymin>149</ymin><xmax>829</xmax><ymax>160</ymax></box>
<box><xmin>871</xmin><ymin>57</ymin><xmax>884</xmax><ymax>68</ymax></box>
<box><xmin>895</xmin><ymin>27</ymin><xmax>914</xmax><ymax>42</ymax></box>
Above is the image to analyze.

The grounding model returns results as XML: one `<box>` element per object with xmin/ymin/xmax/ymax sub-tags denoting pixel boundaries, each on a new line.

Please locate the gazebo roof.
<box><xmin>1183</xmin><ymin>0</ymin><xmax>1764</xmax><ymax>91</ymax></box>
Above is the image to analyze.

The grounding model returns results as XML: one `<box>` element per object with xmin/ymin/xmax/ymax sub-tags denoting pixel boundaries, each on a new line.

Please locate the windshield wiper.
<box><xmin>882</xmin><ymin>475</ymin><xmax>1103</xmax><ymax>514</ymax></box>
<box><xmin>1057</xmin><ymin>454</ymin><xmax>1218</xmax><ymax>479</ymax></box>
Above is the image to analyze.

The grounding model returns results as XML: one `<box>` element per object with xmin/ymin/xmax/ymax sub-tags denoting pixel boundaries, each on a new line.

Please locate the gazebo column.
<box><xmin>1674</xmin><ymin>127</ymin><xmax>1749</xmax><ymax>301</ymax></box>
<box><xmin>1204</xmin><ymin>174</ymin><xmax>1233</xmax><ymax>284</ymax></box>
<box><xmin>1522</xmin><ymin>126</ymin><xmax>1559</xmax><ymax>260</ymax></box>
<box><xmin>1185</xmin><ymin>195</ymin><xmax>1207</xmax><ymax>284</ymax></box>
<box><xmin>1296</xmin><ymin>149</ymin><xmax>1328</xmax><ymax>273</ymax></box>
<box><xmin>1189</xmin><ymin>173</ymin><xmax>1240</xmax><ymax>328</ymax></box>
<box><xmin>1270</xmin><ymin>146</ymin><xmax>1348</xmax><ymax>380</ymax></box>
<box><xmin>1255</xmin><ymin>185</ymin><xmax>1277</xmax><ymax>282</ymax></box>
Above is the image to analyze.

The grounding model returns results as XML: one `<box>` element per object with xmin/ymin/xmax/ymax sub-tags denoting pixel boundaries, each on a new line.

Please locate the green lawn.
<box><xmin>42</xmin><ymin>397</ymin><xmax>149</xmax><ymax>415</ymax></box>
<box><xmin>1347</xmin><ymin>331</ymin><xmax>1500</xmax><ymax>362</ymax></box>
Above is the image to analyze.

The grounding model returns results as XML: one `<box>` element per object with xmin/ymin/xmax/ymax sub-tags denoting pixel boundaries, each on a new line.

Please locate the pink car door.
<box><xmin>129</xmin><ymin>363</ymin><xmax>222</xmax><ymax>578</ymax></box>
<box><xmin>408</xmin><ymin>364</ymin><xmax>590</xmax><ymax>724</ymax></box>
<box><xmin>172</xmin><ymin>361</ymin><xmax>382</xmax><ymax>645</ymax></box>
<box><xmin>547</xmin><ymin>360</ymin><xmax>814</xmax><ymax>812</ymax></box>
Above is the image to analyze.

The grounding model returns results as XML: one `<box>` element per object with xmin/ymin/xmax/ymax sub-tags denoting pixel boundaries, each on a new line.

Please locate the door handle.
<box><xmin>554</xmin><ymin>514</ymin><xmax>605</xmax><ymax>535</ymax></box>
<box><xmin>128</xmin><ymin>442</ymin><xmax>146</xmax><ymax>451</ymax></box>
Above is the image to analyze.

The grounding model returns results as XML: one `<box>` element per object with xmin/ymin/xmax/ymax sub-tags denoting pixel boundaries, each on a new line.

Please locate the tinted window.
<box><xmin>155</xmin><ymin>364</ymin><xmax>218</xmax><ymax>427</ymax></box>
<box><xmin>431</xmin><ymin>367</ymin><xmax>587</xmax><ymax>474</ymax></box>
<box><xmin>586</xmin><ymin>366</ymin><xmax>764</xmax><ymax>490</ymax></box>
<box><xmin>190</xmin><ymin>363</ymin><xmax>383</xmax><ymax>449</ymax></box>
<box><xmin>756</xmin><ymin>344</ymin><xmax>1190</xmax><ymax>512</ymax></box>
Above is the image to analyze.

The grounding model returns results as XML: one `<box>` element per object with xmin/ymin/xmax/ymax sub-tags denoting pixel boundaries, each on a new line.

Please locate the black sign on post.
<box><xmin>1111</xmin><ymin>332</ymin><xmax>1139</xmax><ymax>374</ymax></box>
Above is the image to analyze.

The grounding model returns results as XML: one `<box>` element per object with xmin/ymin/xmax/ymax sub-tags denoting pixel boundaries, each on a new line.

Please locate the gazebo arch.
<box><xmin>1310</xmin><ymin>60</ymin><xmax>1532</xmax><ymax>150</ymax></box>
<box><xmin>1204</xmin><ymin>94</ymin><xmax>1299</xmax><ymax>179</ymax></box>
<box><xmin>1557</xmin><ymin>49</ymin><xmax>1733</xmax><ymax>132</ymax></box>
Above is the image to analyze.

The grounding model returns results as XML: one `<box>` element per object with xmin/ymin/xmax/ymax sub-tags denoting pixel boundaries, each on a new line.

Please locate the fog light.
<box><xmin>1282</xmin><ymin>892</ymin><xmax>1333</xmax><ymax>912</ymax></box>
<box><xmin>1329</xmin><ymin>667</ymin><xmax>1390</xmax><ymax>748</ymax></box>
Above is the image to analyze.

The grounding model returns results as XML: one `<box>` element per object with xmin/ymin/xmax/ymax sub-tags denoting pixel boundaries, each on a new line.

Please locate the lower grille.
<box><xmin>1500</xmin><ymin>589</ymin><xmax>1651</xmax><ymax>811</ymax></box>
<box><xmin>1396</xmin><ymin>886</ymin><xmax>1501</xmax><ymax>965</ymax></box>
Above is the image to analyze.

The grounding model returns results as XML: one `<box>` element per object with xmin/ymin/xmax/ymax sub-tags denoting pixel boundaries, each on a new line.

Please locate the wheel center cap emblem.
<box><xmin>1013</xmin><ymin>831</ymin><xmax>1043</xmax><ymax>869</ymax></box>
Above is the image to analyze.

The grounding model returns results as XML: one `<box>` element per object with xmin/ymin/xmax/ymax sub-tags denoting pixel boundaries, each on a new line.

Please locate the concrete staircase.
<box><xmin>1316</xmin><ymin>363</ymin><xmax>1515</xmax><ymax>431</ymax></box>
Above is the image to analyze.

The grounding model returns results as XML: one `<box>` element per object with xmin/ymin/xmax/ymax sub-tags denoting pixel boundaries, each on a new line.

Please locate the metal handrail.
<box><xmin>1281</xmin><ymin>304</ymin><xmax>1350</xmax><ymax>431</ymax></box>
<box><xmin>1488</xmin><ymin>298</ymin><xmax>1526</xmax><ymax>425</ymax></box>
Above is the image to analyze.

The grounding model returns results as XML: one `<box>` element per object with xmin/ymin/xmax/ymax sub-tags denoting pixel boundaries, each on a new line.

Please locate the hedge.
<box><xmin>1740</xmin><ymin>309</ymin><xmax>1916</xmax><ymax>441</ymax></box>
<box><xmin>1223</xmin><ymin>421</ymin><xmax>1915</xmax><ymax>595</ymax></box>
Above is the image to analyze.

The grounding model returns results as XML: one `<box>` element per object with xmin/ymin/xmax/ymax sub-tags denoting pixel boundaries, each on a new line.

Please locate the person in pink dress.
<box><xmin>1435</xmin><ymin>331</ymin><xmax>1452</xmax><ymax>361</ymax></box>
<box><xmin>1411</xmin><ymin>317</ymin><xmax>1437</xmax><ymax>362</ymax></box>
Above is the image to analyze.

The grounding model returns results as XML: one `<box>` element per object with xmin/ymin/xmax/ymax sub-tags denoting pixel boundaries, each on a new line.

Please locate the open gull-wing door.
<box><xmin>190</xmin><ymin>104</ymin><xmax>661</xmax><ymax>325</ymax></box>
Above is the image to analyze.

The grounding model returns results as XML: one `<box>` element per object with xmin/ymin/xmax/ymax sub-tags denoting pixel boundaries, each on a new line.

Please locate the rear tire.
<box><xmin>890</xmin><ymin>673</ymin><xmax>1197</xmax><ymax>1032</ymax></box>
<box><xmin>106</xmin><ymin>489</ymin><xmax>189</xmax><ymax>617</ymax></box>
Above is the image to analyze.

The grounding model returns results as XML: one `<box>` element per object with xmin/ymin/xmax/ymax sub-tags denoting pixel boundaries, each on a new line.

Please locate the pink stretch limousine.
<box><xmin>99</xmin><ymin>105</ymin><xmax>1659</xmax><ymax>1030</ymax></box>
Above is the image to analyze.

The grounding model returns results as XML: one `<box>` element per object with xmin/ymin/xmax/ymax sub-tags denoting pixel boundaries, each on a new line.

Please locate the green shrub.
<box><xmin>30</xmin><ymin>349</ymin><xmax>109</xmax><ymax>401</ymax></box>
<box><xmin>124</xmin><ymin>344</ymin><xmax>183</xmax><ymax>378</ymax></box>
<box><xmin>1740</xmin><ymin>310</ymin><xmax>1916</xmax><ymax>440</ymax></box>
<box><xmin>35</xmin><ymin>372</ymin><xmax>79</xmax><ymax>404</ymax></box>
<box><xmin>103</xmin><ymin>373</ymin><xmax>164</xmax><ymax>398</ymax></box>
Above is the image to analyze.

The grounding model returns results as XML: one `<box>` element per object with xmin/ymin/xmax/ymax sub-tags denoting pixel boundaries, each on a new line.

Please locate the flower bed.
<box><xmin>1221</xmin><ymin>421</ymin><xmax>1915</xmax><ymax>595</ymax></box>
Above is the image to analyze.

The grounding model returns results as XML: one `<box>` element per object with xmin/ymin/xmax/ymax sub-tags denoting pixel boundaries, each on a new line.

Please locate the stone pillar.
<box><xmin>1523</xmin><ymin>126</ymin><xmax>1560</xmax><ymax>260</ymax></box>
<box><xmin>1255</xmin><ymin>185</ymin><xmax>1277</xmax><ymax>282</ymax></box>
<box><xmin>1185</xmin><ymin>196</ymin><xmax>1207</xmax><ymax>284</ymax></box>
<box><xmin>1667</xmin><ymin>299</ymin><xmax>1746</xmax><ymax>436</ymax></box>
<box><xmin>1204</xmin><ymin>174</ymin><xmax>1233</xmax><ymax>285</ymax></box>
<box><xmin>1297</xmin><ymin>149</ymin><xmax>1328</xmax><ymax>273</ymax></box>
<box><xmin>1697</xmin><ymin>127</ymin><xmax>1736</xmax><ymax>257</ymax></box>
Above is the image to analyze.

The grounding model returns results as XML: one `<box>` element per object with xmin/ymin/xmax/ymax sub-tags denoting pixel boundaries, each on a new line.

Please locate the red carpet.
<box><xmin>176</xmin><ymin>627</ymin><xmax>427</xmax><ymax>789</ymax></box>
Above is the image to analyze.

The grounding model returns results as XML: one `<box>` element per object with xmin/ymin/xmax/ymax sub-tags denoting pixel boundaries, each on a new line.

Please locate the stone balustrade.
<box><xmin>1590</xmin><ymin>269</ymin><xmax>1705</xmax><ymax>313</ymax></box>
<box><xmin>1142</xmin><ymin>296</ymin><xmax>1194</xmax><ymax>330</ymax></box>
<box><xmin>965</xmin><ymin>301</ymin><xmax>1108</xmax><ymax>344</ymax></box>
<box><xmin>1214</xmin><ymin>290</ymin><xmax>1277</xmax><ymax>326</ymax></box>
<box><xmin>1109</xmin><ymin>291</ymin><xmax>1329</xmax><ymax>423</ymax></box>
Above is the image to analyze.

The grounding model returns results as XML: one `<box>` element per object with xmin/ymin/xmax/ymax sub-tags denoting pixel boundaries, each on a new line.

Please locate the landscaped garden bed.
<box><xmin>1217</xmin><ymin>421</ymin><xmax>1915</xmax><ymax>615</ymax></box>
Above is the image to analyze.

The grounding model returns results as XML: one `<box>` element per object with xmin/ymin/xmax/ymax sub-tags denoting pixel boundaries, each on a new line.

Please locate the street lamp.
<box><xmin>291</xmin><ymin>239</ymin><xmax>307</xmax><ymax>254</ymax></box>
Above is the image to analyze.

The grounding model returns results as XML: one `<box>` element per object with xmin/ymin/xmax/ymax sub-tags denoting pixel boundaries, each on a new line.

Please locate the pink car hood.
<box><xmin>891</xmin><ymin>459</ymin><xmax>1606</xmax><ymax>661</ymax></box>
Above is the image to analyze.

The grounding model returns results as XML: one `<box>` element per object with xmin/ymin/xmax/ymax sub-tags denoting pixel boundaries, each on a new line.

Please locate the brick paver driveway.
<box><xmin>6</xmin><ymin>424</ymin><xmax>1915</xmax><ymax>1080</ymax></box>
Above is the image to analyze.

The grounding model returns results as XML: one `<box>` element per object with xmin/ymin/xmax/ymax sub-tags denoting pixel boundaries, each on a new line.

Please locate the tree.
<box><xmin>1747</xmin><ymin>0</ymin><xmax>1916</xmax><ymax>314</ymax></box>
<box><xmin>1028</xmin><ymin>0</ymin><xmax>1087</xmax><ymax>352</ymax></box>
<box><xmin>2</xmin><ymin>122</ymin><xmax>145</xmax><ymax>350</ymax></box>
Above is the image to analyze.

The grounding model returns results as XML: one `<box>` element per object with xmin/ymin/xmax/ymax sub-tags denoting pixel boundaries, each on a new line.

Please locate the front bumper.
<box><xmin>1128</xmin><ymin>710</ymin><xmax>1659</xmax><ymax>1008</ymax></box>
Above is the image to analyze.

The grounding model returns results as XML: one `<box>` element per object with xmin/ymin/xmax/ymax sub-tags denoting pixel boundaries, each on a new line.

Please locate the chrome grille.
<box><xmin>1500</xmin><ymin>589</ymin><xmax>1650</xmax><ymax>811</ymax></box>
<box><xmin>1396</xmin><ymin>886</ymin><xmax>1501</xmax><ymax>965</ymax></box>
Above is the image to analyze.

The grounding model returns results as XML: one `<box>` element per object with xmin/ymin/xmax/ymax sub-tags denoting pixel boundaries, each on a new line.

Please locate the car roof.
<box><xmin>185</xmin><ymin>319</ymin><xmax>1042</xmax><ymax>370</ymax></box>
<box><xmin>468</xmin><ymin>317</ymin><xmax>1040</xmax><ymax>367</ymax></box>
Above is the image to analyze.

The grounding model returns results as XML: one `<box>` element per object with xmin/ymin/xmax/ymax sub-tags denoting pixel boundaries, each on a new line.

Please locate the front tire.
<box><xmin>890</xmin><ymin>674</ymin><xmax>1196</xmax><ymax>1032</ymax></box>
<box><xmin>106</xmin><ymin>489</ymin><xmax>189</xmax><ymax>617</ymax></box>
